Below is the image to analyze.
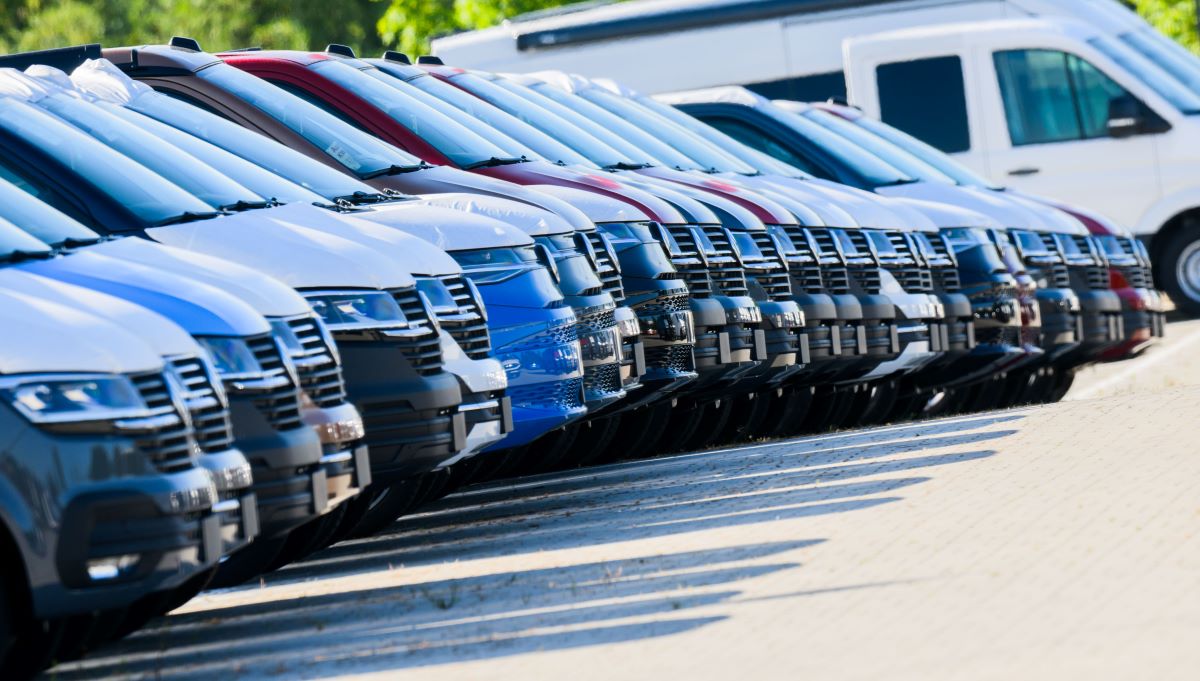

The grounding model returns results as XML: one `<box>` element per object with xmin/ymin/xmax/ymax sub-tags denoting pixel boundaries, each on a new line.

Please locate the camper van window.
<box><xmin>876</xmin><ymin>56</ymin><xmax>969</xmax><ymax>154</ymax></box>
<box><xmin>746</xmin><ymin>72</ymin><xmax>847</xmax><ymax>104</ymax></box>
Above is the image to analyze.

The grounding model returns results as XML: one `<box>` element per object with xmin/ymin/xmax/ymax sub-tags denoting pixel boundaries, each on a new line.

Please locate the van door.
<box><xmin>982</xmin><ymin>48</ymin><xmax>1161</xmax><ymax>227</ymax></box>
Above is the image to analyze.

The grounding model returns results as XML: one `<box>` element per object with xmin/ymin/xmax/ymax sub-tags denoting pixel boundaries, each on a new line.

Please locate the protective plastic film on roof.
<box><xmin>23</xmin><ymin>64</ymin><xmax>76</xmax><ymax>92</ymax></box>
<box><xmin>0</xmin><ymin>66</ymin><xmax>71</xmax><ymax>102</ymax></box>
<box><xmin>69</xmin><ymin>58</ymin><xmax>155</xmax><ymax>105</ymax></box>
<box><xmin>410</xmin><ymin>193</ymin><xmax>567</xmax><ymax>240</ymax></box>
<box><xmin>655</xmin><ymin>86</ymin><xmax>768</xmax><ymax>108</ymax></box>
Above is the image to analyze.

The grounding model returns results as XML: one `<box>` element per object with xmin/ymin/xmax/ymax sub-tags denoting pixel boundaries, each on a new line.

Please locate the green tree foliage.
<box><xmin>0</xmin><ymin>0</ymin><xmax>591</xmax><ymax>58</ymax></box>
<box><xmin>1132</xmin><ymin>0</ymin><xmax>1200</xmax><ymax>53</ymax></box>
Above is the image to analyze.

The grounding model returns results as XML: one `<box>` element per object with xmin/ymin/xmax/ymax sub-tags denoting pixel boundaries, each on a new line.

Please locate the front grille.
<box><xmin>749</xmin><ymin>231</ymin><xmax>795</xmax><ymax>300</ymax></box>
<box><xmin>807</xmin><ymin>228</ymin><xmax>851</xmax><ymax>295</ymax></box>
<box><xmin>130</xmin><ymin>371</ymin><xmax>197</xmax><ymax>473</ymax></box>
<box><xmin>584</xmin><ymin>231</ymin><xmax>625</xmax><ymax>303</ymax></box>
<box><xmin>1117</xmin><ymin>265</ymin><xmax>1150</xmax><ymax>288</ymax></box>
<box><xmin>778</xmin><ymin>225</ymin><xmax>824</xmax><ymax>294</ymax></box>
<box><xmin>440</xmin><ymin>276</ymin><xmax>493</xmax><ymax>360</ymax></box>
<box><xmin>507</xmin><ymin>377</ymin><xmax>584</xmax><ymax>410</ymax></box>
<box><xmin>168</xmin><ymin>356</ymin><xmax>233</xmax><ymax>454</ymax></box>
<box><xmin>920</xmin><ymin>234</ymin><xmax>962</xmax><ymax>292</ymax></box>
<box><xmin>880</xmin><ymin>230</ymin><xmax>934</xmax><ymax>293</ymax></box>
<box><xmin>1085</xmin><ymin>266</ymin><xmax>1110</xmax><ymax>290</ymax></box>
<box><xmin>247</xmin><ymin>334</ymin><xmax>304</xmax><ymax>431</ymax></box>
<box><xmin>389</xmin><ymin>287</ymin><xmax>447</xmax><ymax>376</ymax></box>
<box><xmin>1032</xmin><ymin>233</ymin><xmax>1073</xmax><ymax>288</ymax></box>
<box><xmin>578</xmin><ymin>306</ymin><xmax>617</xmax><ymax>333</ymax></box>
<box><xmin>645</xmin><ymin>344</ymin><xmax>695</xmax><ymax>373</ymax></box>
<box><xmin>583</xmin><ymin>362</ymin><xmax>623</xmax><ymax>396</ymax></box>
<box><xmin>639</xmin><ymin>291</ymin><xmax>690</xmax><ymax>315</ymax></box>
<box><xmin>665</xmin><ymin>224</ymin><xmax>713</xmax><ymax>298</ymax></box>
<box><xmin>700</xmin><ymin>226</ymin><xmax>750</xmax><ymax>297</ymax></box>
<box><xmin>285</xmin><ymin>316</ymin><xmax>348</xmax><ymax>407</ymax></box>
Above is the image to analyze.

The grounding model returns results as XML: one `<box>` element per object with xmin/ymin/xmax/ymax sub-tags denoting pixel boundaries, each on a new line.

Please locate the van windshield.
<box><xmin>638</xmin><ymin>95</ymin><xmax>813</xmax><ymax>178</ymax></box>
<box><xmin>198</xmin><ymin>62</ymin><xmax>426</xmax><ymax>177</ymax></box>
<box><xmin>37</xmin><ymin>94</ymin><xmax>267</xmax><ymax>209</ymax></box>
<box><xmin>309</xmin><ymin>59</ymin><xmax>520</xmax><ymax>168</ymax></box>
<box><xmin>528</xmin><ymin>81</ymin><xmax>703</xmax><ymax>170</ymax></box>
<box><xmin>125</xmin><ymin>88</ymin><xmax>377</xmax><ymax>199</ymax></box>
<box><xmin>578</xmin><ymin>88</ymin><xmax>759</xmax><ymax>174</ymax></box>
<box><xmin>799</xmin><ymin>108</ymin><xmax>955</xmax><ymax>184</ymax></box>
<box><xmin>763</xmin><ymin>104</ymin><xmax>913</xmax><ymax>187</ymax></box>
<box><xmin>850</xmin><ymin>115</ymin><xmax>998</xmax><ymax>189</ymax></box>
<box><xmin>461</xmin><ymin>73</ymin><xmax>648</xmax><ymax>169</ymax></box>
<box><xmin>399</xmin><ymin>70</ymin><xmax>597</xmax><ymax>168</ymax></box>
<box><xmin>0</xmin><ymin>98</ymin><xmax>216</xmax><ymax>228</ymax></box>
<box><xmin>1090</xmin><ymin>35</ymin><xmax>1200</xmax><ymax>114</ymax></box>
<box><xmin>1120</xmin><ymin>29</ymin><xmax>1200</xmax><ymax>102</ymax></box>
<box><xmin>0</xmin><ymin>176</ymin><xmax>103</xmax><ymax>247</ymax></box>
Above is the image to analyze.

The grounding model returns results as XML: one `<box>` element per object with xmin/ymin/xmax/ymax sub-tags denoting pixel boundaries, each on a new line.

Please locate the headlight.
<box><xmin>768</xmin><ymin>310</ymin><xmax>805</xmax><ymax>329</ymax></box>
<box><xmin>727</xmin><ymin>306</ymin><xmax>763</xmax><ymax>324</ymax></box>
<box><xmin>304</xmin><ymin>290</ymin><xmax>407</xmax><ymax>331</ymax></box>
<box><xmin>0</xmin><ymin>374</ymin><xmax>149</xmax><ymax>425</ymax></box>
<box><xmin>196</xmin><ymin>337</ymin><xmax>262</xmax><ymax>379</ymax></box>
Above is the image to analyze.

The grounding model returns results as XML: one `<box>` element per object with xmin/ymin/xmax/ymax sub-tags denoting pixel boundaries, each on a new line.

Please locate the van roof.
<box><xmin>845</xmin><ymin>16</ymin><xmax>1101</xmax><ymax>54</ymax></box>
<box><xmin>435</xmin><ymin>0</ymin><xmax>901</xmax><ymax>53</ymax></box>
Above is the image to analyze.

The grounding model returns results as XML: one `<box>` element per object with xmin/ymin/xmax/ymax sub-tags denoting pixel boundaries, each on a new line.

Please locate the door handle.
<box><xmin>1008</xmin><ymin>167</ymin><xmax>1040</xmax><ymax>176</ymax></box>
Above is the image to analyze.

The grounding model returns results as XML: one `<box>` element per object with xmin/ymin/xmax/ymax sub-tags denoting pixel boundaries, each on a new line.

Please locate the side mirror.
<box><xmin>1107</xmin><ymin>94</ymin><xmax>1143</xmax><ymax>138</ymax></box>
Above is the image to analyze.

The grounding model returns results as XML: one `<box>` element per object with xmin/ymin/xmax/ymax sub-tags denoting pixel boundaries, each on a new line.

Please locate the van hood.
<box><xmin>380</xmin><ymin>192</ymin><xmax>573</xmax><ymax>237</ymax></box>
<box><xmin>0</xmin><ymin>268</ymin><xmax>200</xmax><ymax>358</ymax></box>
<box><xmin>877</xmin><ymin>181</ymin><xmax>1083</xmax><ymax>233</ymax></box>
<box><xmin>147</xmin><ymin>204</ymin><xmax>415</xmax><ymax>290</ymax></box>
<box><xmin>985</xmin><ymin>189</ymin><xmax>1091</xmax><ymax>235</ymax></box>
<box><xmin>90</xmin><ymin>237</ymin><xmax>311</xmax><ymax>318</ymax></box>
<box><xmin>801</xmin><ymin>179</ymin><xmax>913</xmax><ymax>229</ymax></box>
<box><xmin>637</xmin><ymin>166</ymin><xmax>799</xmax><ymax>225</ymax></box>
<box><xmin>632</xmin><ymin>173</ymin><xmax>767</xmax><ymax>229</ymax></box>
<box><xmin>721</xmin><ymin>175</ymin><xmax>824</xmax><ymax>225</ymax></box>
<box><xmin>885</xmin><ymin>196</ymin><xmax>1002</xmax><ymax>231</ymax></box>
<box><xmin>606</xmin><ymin>174</ymin><xmax>721</xmax><ymax>224</ymax></box>
<box><xmin>396</xmin><ymin>194</ymin><xmax>537</xmax><ymax>250</ymax></box>
<box><xmin>0</xmin><ymin>290</ymin><xmax>163</xmax><ymax>376</ymax></box>
<box><xmin>382</xmin><ymin>164</ymin><xmax>595</xmax><ymax>231</ymax></box>
<box><xmin>487</xmin><ymin>159</ymin><xmax>682</xmax><ymax>223</ymax></box>
<box><xmin>527</xmin><ymin>184</ymin><xmax>651</xmax><ymax>225</ymax></box>
<box><xmin>18</xmin><ymin>250</ymin><xmax>272</xmax><ymax>337</ymax></box>
<box><xmin>265</xmin><ymin>202</ymin><xmax>460</xmax><ymax>275</ymax></box>
<box><xmin>1002</xmin><ymin>188</ymin><xmax>1130</xmax><ymax>237</ymax></box>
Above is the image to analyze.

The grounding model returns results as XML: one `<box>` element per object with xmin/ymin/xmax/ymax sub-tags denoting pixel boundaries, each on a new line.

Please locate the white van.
<box><xmin>430</xmin><ymin>0</ymin><xmax>1164</xmax><ymax>101</ymax></box>
<box><xmin>841</xmin><ymin>17</ymin><xmax>1200</xmax><ymax>312</ymax></box>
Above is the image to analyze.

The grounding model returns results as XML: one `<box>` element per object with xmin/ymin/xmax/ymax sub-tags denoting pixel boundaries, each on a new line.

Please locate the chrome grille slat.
<box><xmin>583</xmin><ymin>231</ymin><xmax>626</xmax><ymax>303</ymax></box>
<box><xmin>246</xmin><ymin>335</ymin><xmax>304</xmax><ymax>431</ymax></box>
<box><xmin>168</xmin><ymin>357</ymin><xmax>234</xmax><ymax>454</ymax></box>
<box><xmin>285</xmin><ymin>316</ymin><xmax>348</xmax><ymax>408</ymax></box>
<box><xmin>440</xmin><ymin>276</ymin><xmax>493</xmax><ymax>360</ymax></box>
<box><xmin>388</xmin><ymin>288</ymin><xmax>447</xmax><ymax>376</ymax></box>
<box><xmin>701</xmin><ymin>225</ymin><xmax>750</xmax><ymax>297</ymax></box>
<box><xmin>131</xmin><ymin>371</ymin><xmax>198</xmax><ymax>473</ymax></box>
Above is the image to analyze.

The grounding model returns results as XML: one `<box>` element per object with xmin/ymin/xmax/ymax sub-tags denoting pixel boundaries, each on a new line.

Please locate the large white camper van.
<box><xmin>431</xmin><ymin>0</ymin><xmax>1162</xmax><ymax>101</ymax></box>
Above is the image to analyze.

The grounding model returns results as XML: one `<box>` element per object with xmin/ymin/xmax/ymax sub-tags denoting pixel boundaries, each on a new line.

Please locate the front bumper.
<box><xmin>302</xmin><ymin>400</ymin><xmax>371</xmax><ymax>511</ymax></box>
<box><xmin>196</xmin><ymin>447</ymin><xmax>258</xmax><ymax>557</ymax></box>
<box><xmin>338</xmin><ymin>341</ymin><xmax>466</xmax><ymax>483</ymax></box>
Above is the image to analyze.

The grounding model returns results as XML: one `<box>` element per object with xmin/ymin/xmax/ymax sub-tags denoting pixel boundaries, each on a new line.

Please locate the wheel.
<box><xmin>346</xmin><ymin>477</ymin><xmax>425</xmax><ymax>539</ymax></box>
<box><xmin>720</xmin><ymin>391</ymin><xmax>774</xmax><ymax>443</ymax></box>
<box><xmin>659</xmin><ymin>400</ymin><xmax>706</xmax><ymax>454</ymax></box>
<box><xmin>563</xmin><ymin>415</ymin><xmax>622</xmax><ymax>468</ymax></box>
<box><xmin>853</xmin><ymin>380</ymin><xmax>901</xmax><ymax>427</ymax></box>
<box><xmin>682</xmin><ymin>398</ymin><xmax>734</xmax><ymax>451</ymax></box>
<box><xmin>756</xmin><ymin>385</ymin><xmax>812</xmax><ymax>438</ymax></box>
<box><xmin>266</xmin><ymin>504</ymin><xmax>349</xmax><ymax>572</ymax></box>
<box><xmin>599</xmin><ymin>401</ymin><xmax>672</xmax><ymax>463</ymax></box>
<box><xmin>517</xmin><ymin>425</ymin><xmax>580</xmax><ymax>475</ymax></box>
<box><xmin>1045</xmin><ymin>368</ymin><xmax>1077</xmax><ymax>403</ymax></box>
<box><xmin>1158</xmin><ymin>220</ymin><xmax>1200</xmax><ymax>316</ymax></box>
<box><xmin>207</xmin><ymin>534</ymin><xmax>288</xmax><ymax>589</ymax></box>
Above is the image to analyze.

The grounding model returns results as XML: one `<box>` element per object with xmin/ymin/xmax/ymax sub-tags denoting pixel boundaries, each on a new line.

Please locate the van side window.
<box><xmin>703</xmin><ymin>117</ymin><xmax>822</xmax><ymax>177</ymax></box>
<box><xmin>155</xmin><ymin>89</ymin><xmax>230</xmax><ymax>120</ymax></box>
<box><xmin>994</xmin><ymin>49</ymin><xmax>1138</xmax><ymax>145</ymax></box>
<box><xmin>746</xmin><ymin>71</ymin><xmax>847</xmax><ymax>104</ymax></box>
<box><xmin>876</xmin><ymin>56</ymin><xmax>970</xmax><ymax>154</ymax></box>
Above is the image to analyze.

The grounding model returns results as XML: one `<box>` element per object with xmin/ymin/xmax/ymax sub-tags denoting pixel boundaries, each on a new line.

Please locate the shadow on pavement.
<box><xmin>46</xmin><ymin>411</ymin><xmax>1021</xmax><ymax>679</ymax></box>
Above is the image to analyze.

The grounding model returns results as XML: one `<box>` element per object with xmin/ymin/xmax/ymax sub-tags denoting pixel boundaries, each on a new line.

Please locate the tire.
<box><xmin>720</xmin><ymin>391</ymin><xmax>774</xmax><ymax>444</ymax></box>
<box><xmin>1046</xmin><ymin>368</ymin><xmax>1077</xmax><ymax>403</ymax></box>
<box><xmin>853</xmin><ymin>380</ymin><xmax>901</xmax><ymax>427</ymax></box>
<box><xmin>346</xmin><ymin>477</ymin><xmax>425</xmax><ymax>539</ymax></box>
<box><xmin>1158</xmin><ymin>220</ymin><xmax>1200</xmax><ymax>317</ymax></box>
<box><xmin>207</xmin><ymin>535</ymin><xmax>289</xmax><ymax>589</ymax></box>
<box><xmin>564</xmin><ymin>415</ymin><xmax>622</xmax><ymax>468</ymax></box>
<box><xmin>600</xmin><ymin>401</ymin><xmax>672</xmax><ymax>463</ymax></box>
<box><xmin>267</xmin><ymin>504</ymin><xmax>349</xmax><ymax>572</ymax></box>
<box><xmin>682</xmin><ymin>398</ymin><xmax>734</xmax><ymax>451</ymax></box>
<box><xmin>518</xmin><ymin>425</ymin><xmax>580</xmax><ymax>475</ymax></box>
<box><xmin>660</xmin><ymin>400</ymin><xmax>706</xmax><ymax>454</ymax></box>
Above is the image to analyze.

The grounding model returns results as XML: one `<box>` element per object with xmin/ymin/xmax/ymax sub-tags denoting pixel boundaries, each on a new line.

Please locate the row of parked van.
<box><xmin>0</xmin><ymin>36</ymin><xmax>1162</xmax><ymax>678</ymax></box>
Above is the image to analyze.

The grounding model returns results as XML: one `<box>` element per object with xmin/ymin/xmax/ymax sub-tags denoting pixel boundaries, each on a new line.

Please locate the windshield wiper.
<box><xmin>462</xmin><ymin>156</ymin><xmax>525</xmax><ymax>170</ymax></box>
<box><xmin>333</xmin><ymin>190</ymin><xmax>388</xmax><ymax>205</ymax></box>
<box><xmin>152</xmin><ymin>211</ymin><xmax>223</xmax><ymax>227</ymax></box>
<box><xmin>877</xmin><ymin>177</ymin><xmax>921</xmax><ymax>187</ymax></box>
<box><xmin>362</xmin><ymin>162</ymin><xmax>431</xmax><ymax>179</ymax></box>
<box><xmin>0</xmin><ymin>249</ymin><xmax>52</xmax><ymax>263</ymax></box>
<box><xmin>607</xmin><ymin>161</ymin><xmax>653</xmax><ymax>171</ymax></box>
<box><xmin>220</xmin><ymin>199</ymin><xmax>273</xmax><ymax>212</ymax></box>
<box><xmin>55</xmin><ymin>236</ymin><xmax>104</xmax><ymax>249</ymax></box>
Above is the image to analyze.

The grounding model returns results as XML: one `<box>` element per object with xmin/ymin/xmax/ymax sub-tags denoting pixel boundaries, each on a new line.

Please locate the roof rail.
<box><xmin>223</xmin><ymin>46</ymin><xmax>262</xmax><ymax>53</ymax></box>
<box><xmin>0</xmin><ymin>43</ymin><xmax>102</xmax><ymax>72</ymax></box>
<box><xmin>381</xmin><ymin>50</ymin><xmax>411</xmax><ymax>64</ymax></box>
<box><xmin>325</xmin><ymin>43</ymin><xmax>356</xmax><ymax>58</ymax></box>
<box><xmin>169</xmin><ymin>36</ymin><xmax>202</xmax><ymax>52</ymax></box>
<box><xmin>416</xmin><ymin>55</ymin><xmax>444</xmax><ymax>65</ymax></box>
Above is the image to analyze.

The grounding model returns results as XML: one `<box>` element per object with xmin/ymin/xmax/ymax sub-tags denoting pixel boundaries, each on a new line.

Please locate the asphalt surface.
<box><xmin>48</xmin><ymin>319</ymin><xmax>1200</xmax><ymax>680</ymax></box>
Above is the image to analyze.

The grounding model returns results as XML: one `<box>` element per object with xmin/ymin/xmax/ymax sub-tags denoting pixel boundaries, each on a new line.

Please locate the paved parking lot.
<box><xmin>51</xmin><ymin>321</ymin><xmax>1200</xmax><ymax>680</ymax></box>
